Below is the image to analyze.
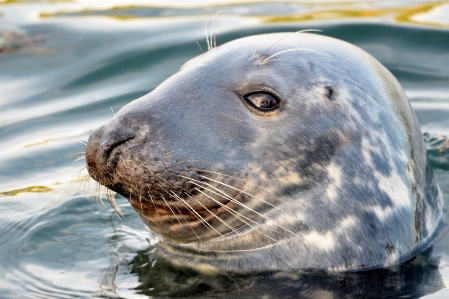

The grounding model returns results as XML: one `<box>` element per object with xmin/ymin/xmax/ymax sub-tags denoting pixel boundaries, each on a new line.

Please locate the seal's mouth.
<box><xmin>118</xmin><ymin>176</ymin><xmax>253</xmax><ymax>242</ymax></box>
<box><xmin>128</xmin><ymin>179</ymin><xmax>247</xmax><ymax>222</ymax></box>
<box><xmin>129</xmin><ymin>195</ymin><xmax>230</xmax><ymax>223</ymax></box>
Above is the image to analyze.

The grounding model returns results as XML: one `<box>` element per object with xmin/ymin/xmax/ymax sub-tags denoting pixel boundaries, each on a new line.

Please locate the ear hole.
<box><xmin>325</xmin><ymin>86</ymin><xmax>334</xmax><ymax>101</ymax></box>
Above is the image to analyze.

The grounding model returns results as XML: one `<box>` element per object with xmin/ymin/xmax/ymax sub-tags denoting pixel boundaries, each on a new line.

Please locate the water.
<box><xmin>1</xmin><ymin>1</ymin><xmax>448</xmax><ymax>298</ymax></box>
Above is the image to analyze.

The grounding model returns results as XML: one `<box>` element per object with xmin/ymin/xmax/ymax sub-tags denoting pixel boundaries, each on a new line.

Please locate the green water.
<box><xmin>1</xmin><ymin>1</ymin><xmax>448</xmax><ymax>298</ymax></box>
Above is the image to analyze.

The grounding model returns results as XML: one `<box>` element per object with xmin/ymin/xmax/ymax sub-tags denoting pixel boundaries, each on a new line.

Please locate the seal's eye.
<box><xmin>244</xmin><ymin>92</ymin><xmax>280</xmax><ymax>113</ymax></box>
<box><xmin>246</xmin><ymin>93</ymin><xmax>278</xmax><ymax>109</ymax></box>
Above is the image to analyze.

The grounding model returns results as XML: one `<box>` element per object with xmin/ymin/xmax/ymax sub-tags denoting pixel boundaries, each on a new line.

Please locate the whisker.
<box><xmin>73</xmin><ymin>164</ymin><xmax>87</xmax><ymax>180</ymax></box>
<box><xmin>155</xmin><ymin>179</ymin><xmax>209</xmax><ymax>229</ymax></box>
<box><xmin>175</xmin><ymin>175</ymin><xmax>271</xmax><ymax>233</ymax></box>
<box><xmin>258</xmin><ymin>29</ymin><xmax>322</xmax><ymax>58</ymax></box>
<box><xmin>82</xmin><ymin>178</ymin><xmax>91</xmax><ymax>200</ymax></box>
<box><xmin>212</xmin><ymin>11</ymin><xmax>224</xmax><ymax>48</ymax></box>
<box><xmin>251</xmin><ymin>48</ymin><xmax>258</xmax><ymax>60</ymax></box>
<box><xmin>156</xmin><ymin>184</ymin><xmax>185</xmax><ymax>229</ymax></box>
<box><xmin>106</xmin><ymin>188</ymin><xmax>123</xmax><ymax>218</ymax></box>
<box><xmin>195</xmin><ymin>40</ymin><xmax>204</xmax><ymax>53</ymax></box>
<box><xmin>196</xmin><ymin>174</ymin><xmax>286</xmax><ymax>214</ymax></box>
<box><xmin>72</xmin><ymin>156</ymin><xmax>86</xmax><ymax>163</ymax></box>
<box><xmin>96</xmin><ymin>182</ymin><xmax>105</xmax><ymax>207</ymax></box>
<box><xmin>146</xmin><ymin>184</ymin><xmax>162</xmax><ymax>221</ymax></box>
<box><xmin>262</xmin><ymin>59</ymin><xmax>292</xmax><ymax>64</ymax></box>
<box><xmin>79</xmin><ymin>170</ymin><xmax>93</xmax><ymax>195</ymax></box>
<box><xmin>169</xmin><ymin>190</ymin><xmax>223</xmax><ymax>237</ymax></box>
<box><xmin>191</xmin><ymin>195</ymin><xmax>253</xmax><ymax>244</ymax></box>
<box><xmin>262</xmin><ymin>48</ymin><xmax>323</xmax><ymax>64</ymax></box>
<box><xmin>160</xmin><ymin>179</ymin><xmax>222</xmax><ymax>237</ymax></box>
<box><xmin>185</xmin><ymin>176</ymin><xmax>298</xmax><ymax>237</ymax></box>
<box><xmin>156</xmin><ymin>182</ymin><xmax>215</xmax><ymax>237</ymax></box>
<box><xmin>179</xmin><ymin>192</ymin><xmax>218</xmax><ymax>236</ymax></box>
<box><xmin>80</xmin><ymin>173</ymin><xmax>91</xmax><ymax>191</ymax></box>
<box><xmin>77</xmin><ymin>141</ymin><xmax>87</xmax><ymax>146</ymax></box>
<box><xmin>190</xmin><ymin>168</ymin><xmax>285</xmax><ymax>213</ymax></box>
<box><xmin>172</xmin><ymin>204</ymin><xmax>201</xmax><ymax>240</ymax></box>
<box><xmin>180</xmin><ymin>175</ymin><xmax>263</xmax><ymax>220</ymax></box>
<box><xmin>204</xmin><ymin>185</ymin><xmax>297</xmax><ymax>238</ymax></box>
<box><xmin>189</xmin><ymin>181</ymin><xmax>267</xmax><ymax>227</ymax></box>
<box><xmin>204</xmin><ymin>22</ymin><xmax>211</xmax><ymax>51</ymax></box>
<box><xmin>194</xmin><ymin>187</ymin><xmax>277</xmax><ymax>243</ymax></box>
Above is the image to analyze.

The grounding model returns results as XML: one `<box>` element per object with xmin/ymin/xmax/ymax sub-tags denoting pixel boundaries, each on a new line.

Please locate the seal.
<box><xmin>85</xmin><ymin>32</ymin><xmax>443</xmax><ymax>273</ymax></box>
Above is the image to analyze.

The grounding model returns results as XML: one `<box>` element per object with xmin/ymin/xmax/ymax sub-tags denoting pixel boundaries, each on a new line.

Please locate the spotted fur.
<box><xmin>85</xmin><ymin>33</ymin><xmax>442</xmax><ymax>273</ymax></box>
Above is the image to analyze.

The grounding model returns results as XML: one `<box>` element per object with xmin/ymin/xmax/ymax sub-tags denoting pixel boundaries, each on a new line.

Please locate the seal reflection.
<box><xmin>127</xmin><ymin>246</ymin><xmax>442</xmax><ymax>298</ymax></box>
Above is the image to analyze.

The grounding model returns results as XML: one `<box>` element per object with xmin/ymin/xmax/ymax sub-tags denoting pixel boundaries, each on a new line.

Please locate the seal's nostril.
<box><xmin>103</xmin><ymin>136</ymin><xmax>135</xmax><ymax>162</ymax></box>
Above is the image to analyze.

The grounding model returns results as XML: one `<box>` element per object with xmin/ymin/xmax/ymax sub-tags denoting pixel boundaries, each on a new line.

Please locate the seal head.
<box><xmin>85</xmin><ymin>33</ymin><xmax>442</xmax><ymax>273</ymax></box>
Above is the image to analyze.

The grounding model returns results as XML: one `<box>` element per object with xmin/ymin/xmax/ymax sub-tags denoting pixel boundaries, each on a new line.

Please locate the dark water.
<box><xmin>1</xmin><ymin>1</ymin><xmax>448</xmax><ymax>298</ymax></box>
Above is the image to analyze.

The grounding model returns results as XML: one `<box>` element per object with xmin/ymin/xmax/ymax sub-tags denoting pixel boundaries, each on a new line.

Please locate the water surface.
<box><xmin>1</xmin><ymin>1</ymin><xmax>448</xmax><ymax>298</ymax></box>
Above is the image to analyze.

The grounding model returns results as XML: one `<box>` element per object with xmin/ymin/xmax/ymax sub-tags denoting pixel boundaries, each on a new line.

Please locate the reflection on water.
<box><xmin>129</xmin><ymin>246</ymin><xmax>444</xmax><ymax>298</ymax></box>
<box><xmin>37</xmin><ymin>1</ymin><xmax>449</xmax><ymax>27</ymax></box>
<box><xmin>0</xmin><ymin>1</ymin><xmax>448</xmax><ymax>298</ymax></box>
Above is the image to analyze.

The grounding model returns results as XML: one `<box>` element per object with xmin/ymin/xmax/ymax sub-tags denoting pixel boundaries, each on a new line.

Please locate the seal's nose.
<box><xmin>85</xmin><ymin>126</ymin><xmax>105</xmax><ymax>181</ymax></box>
<box><xmin>85</xmin><ymin>125</ymin><xmax>136</xmax><ymax>182</ymax></box>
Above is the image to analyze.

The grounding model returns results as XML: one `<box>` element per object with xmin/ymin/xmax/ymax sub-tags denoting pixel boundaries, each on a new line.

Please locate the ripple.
<box><xmin>1</xmin><ymin>1</ymin><xmax>448</xmax><ymax>298</ymax></box>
